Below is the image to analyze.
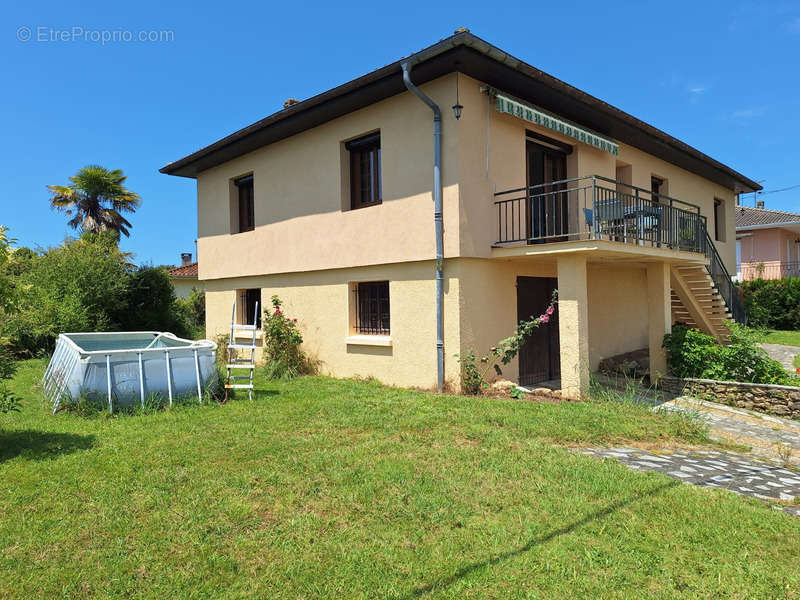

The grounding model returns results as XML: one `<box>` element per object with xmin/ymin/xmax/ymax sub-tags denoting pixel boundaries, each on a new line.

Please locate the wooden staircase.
<box><xmin>670</xmin><ymin>264</ymin><xmax>732</xmax><ymax>341</ymax></box>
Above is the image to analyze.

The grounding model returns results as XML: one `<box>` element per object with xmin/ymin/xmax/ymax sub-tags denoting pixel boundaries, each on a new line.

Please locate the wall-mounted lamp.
<box><xmin>452</xmin><ymin>71</ymin><xmax>463</xmax><ymax>120</ymax></box>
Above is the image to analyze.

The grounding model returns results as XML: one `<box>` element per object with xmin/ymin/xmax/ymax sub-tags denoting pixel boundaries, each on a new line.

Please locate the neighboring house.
<box><xmin>735</xmin><ymin>204</ymin><xmax>800</xmax><ymax>281</ymax></box>
<box><xmin>168</xmin><ymin>253</ymin><xmax>200</xmax><ymax>299</ymax></box>
<box><xmin>160</xmin><ymin>30</ymin><xmax>759</xmax><ymax>396</ymax></box>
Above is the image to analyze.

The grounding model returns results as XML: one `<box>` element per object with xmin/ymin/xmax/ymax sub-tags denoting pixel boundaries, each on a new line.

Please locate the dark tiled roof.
<box><xmin>736</xmin><ymin>205</ymin><xmax>800</xmax><ymax>229</ymax></box>
<box><xmin>159</xmin><ymin>31</ymin><xmax>760</xmax><ymax>194</ymax></box>
<box><xmin>168</xmin><ymin>262</ymin><xmax>198</xmax><ymax>278</ymax></box>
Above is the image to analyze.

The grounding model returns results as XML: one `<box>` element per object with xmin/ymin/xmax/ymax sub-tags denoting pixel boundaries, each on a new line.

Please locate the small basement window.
<box><xmin>346</xmin><ymin>132</ymin><xmax>381</xmax><ymax>209</ymax></box>
<box><xmin>237</xmin><ymin>288</ymin><xmax>262</xmax><ymax>329</ymax></box>
<box><xmin>353</xmin><ymin>281</ymin><xmax>390</xmax><ymax>335</ymax></box>
<box><xmin>234</xmin><ymin>175</ymin><xmax>255</xmax><ymax>233</ymax></box>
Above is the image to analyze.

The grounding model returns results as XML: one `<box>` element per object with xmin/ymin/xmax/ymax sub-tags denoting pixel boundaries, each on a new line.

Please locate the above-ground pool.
<box><xmin>43</xmin><ymin>332</ymin><xmax>217</xmax><ymax>413</ymax></box>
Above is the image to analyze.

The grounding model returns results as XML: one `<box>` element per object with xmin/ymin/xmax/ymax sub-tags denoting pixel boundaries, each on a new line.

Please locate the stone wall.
<box><xmin>660</xmin><ymin>376</ymin><xmax>800</xmax><ymax>420</ymax></box>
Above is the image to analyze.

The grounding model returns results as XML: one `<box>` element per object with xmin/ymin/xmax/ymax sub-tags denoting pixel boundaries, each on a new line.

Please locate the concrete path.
<box><xmin>587</xmin><ymin>375</ymin><xmax>800</xmax><ymax>515</ymax></box>
<box><xmin>659</xmin><ymin>396</ymin><xmax>800</xmax><ymax>464</ymax></box>
<box><xmin>580</xmin><ymin>447</ymin><xmax>800</xmax><ymax>517</ymax></box>
<box><xmin>759</xmin><ymin>342</ymin><xmax>799</xmax><ymax>373</ymax></box>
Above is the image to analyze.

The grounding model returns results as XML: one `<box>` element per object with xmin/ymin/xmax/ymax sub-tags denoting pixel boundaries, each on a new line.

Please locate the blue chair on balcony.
<box><xmin>593</xmin><ymin>197</ymin><xmax>627</xmax><ymax>241</ymax></box>
<box><xmin>583</xmin><ymin>208</ymin><xmax>595</xmax><ymax>237</ymax></box>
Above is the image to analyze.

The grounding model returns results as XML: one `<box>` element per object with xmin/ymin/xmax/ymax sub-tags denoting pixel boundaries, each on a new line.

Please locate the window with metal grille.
<box><xmin>346</xmin><ymin>133</ymin><xmax>381</xmax><ymax>209</ymax></box>
<box><xmin>238</xmin><ymin>288</ymin><xmax>262</xmax><ymax>328</ymax></box>
<box><xmin>353</xmin><ymin>281</ymin><xmax>390</xmax><ymax>335</ymax></box>
<box><xmin>234</xmin><ymin>175</ymin><xmax>254</xmax><ymax>233</ymax></box>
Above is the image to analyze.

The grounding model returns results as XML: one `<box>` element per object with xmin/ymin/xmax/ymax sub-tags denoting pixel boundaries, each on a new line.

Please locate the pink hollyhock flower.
<box><xmin>293</xmin><ymin>318</ymin><xmax>297</xmax><ymax>322</ymax></box>
<box><xmin>546</xmin><ymin>306</ymin><xmax>555</xmax><ymax>315</ymax></box>
<box><xmin>540</xmin><ymin>314</ymin><xmax>550</xmax><ymax>324</ymax></box>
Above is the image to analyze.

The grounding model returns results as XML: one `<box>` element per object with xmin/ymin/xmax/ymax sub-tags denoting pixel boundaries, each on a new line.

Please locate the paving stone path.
<box><xmin>759</xmin><ymin>343</ymin><xmax>799</xmax><ymax>373</ymax></box>
<box><xmin>659</xmin><ymin>396</ymin><xmax>800</xmax><ymax>460</ymax></box>
<box><xmin>580</xmin><ymin>447</ymin><xmax>800</xmax><ymax>517</ymax></box>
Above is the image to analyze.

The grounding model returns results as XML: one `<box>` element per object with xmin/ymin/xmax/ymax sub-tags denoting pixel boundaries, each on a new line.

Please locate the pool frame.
<box><xmin>43</xmin><ymin>332</ymin><xmax>218</xmax><ymax>414</ymax></box>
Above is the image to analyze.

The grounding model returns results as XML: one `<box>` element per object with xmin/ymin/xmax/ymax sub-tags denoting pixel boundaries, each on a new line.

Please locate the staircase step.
<box><xmin>226</xmin><ymin>364</ymin><xmax>255</xmax><ymax>369</ymax></box>
<box><xmin>225</xmin><ymin>384</ymin><xmax>254</xmax><ymax>389</ymax></box>
<box><xmin>228</xmin><ymin>343</ymin><xmax>257</xmax><ymax>349</ymax></box>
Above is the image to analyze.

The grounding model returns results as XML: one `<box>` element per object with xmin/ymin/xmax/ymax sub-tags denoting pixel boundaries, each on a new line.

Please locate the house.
<box><xmin>160</xmin><ymin>29</ymin><xmax>760</xmax><ymax>397</ymax></box>
<box><xmin>735</xmin><ymin>203</ymin><xmax>800</xmax><ymax>281</ymax></box>
<box><xmin>167</xmin><ymin>253</ymin><xmax>200</xmax><ymax>299</ymax></box>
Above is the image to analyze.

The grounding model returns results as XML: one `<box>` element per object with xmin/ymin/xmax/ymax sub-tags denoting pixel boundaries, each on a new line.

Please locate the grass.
<box><xmin>753</xmin><ymin>329</ymin><xmax>800</xmax><ymax>369</ymax></box>
<box><xmin>757</xmin><ymin>328</ymin><xmax>800</xmax><ymax>347</ymax></box>
<box><xmin>1</xmin><ymin>359</ymin><xmax>799</xmax><ymax>599</ymax></box>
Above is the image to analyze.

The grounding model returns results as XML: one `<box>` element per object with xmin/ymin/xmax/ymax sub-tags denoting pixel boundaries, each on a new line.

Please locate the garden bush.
<box><xmin>739</xmin><ymin>278</ymin><xmax>800</xmax><ymax>330</ymax></box>
<box><xmin>262</xmin><ymin>295</ymin><xmax>312</xmax><ymax>379</ymax></box>
<box><xmin>663</xmin><ymin>323</ymin><xmax>793</xmax><ymax>385</ymax></box>
<box><xmin>0</xmin><ymin>232</ymin><xmax>200</xmax><ymax>356</ymax></box>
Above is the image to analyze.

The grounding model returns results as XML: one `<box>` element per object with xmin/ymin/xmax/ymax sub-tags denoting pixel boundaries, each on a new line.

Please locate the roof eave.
<box><xmin>736</xmin><ymin>221</ymin><xmax>800</xmax><ymax>231</ymax></box>
<box><xmin>160</xmin><ymin>31</ymin><xmax>761</xmax><ymax>194</ymax></box>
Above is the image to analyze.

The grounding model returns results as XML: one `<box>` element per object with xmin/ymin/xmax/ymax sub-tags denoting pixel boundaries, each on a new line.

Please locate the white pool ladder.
<box><xmin>225</xmin><ymin>300</ymin><xmax>258</xmax><ymax>401</ymax></box>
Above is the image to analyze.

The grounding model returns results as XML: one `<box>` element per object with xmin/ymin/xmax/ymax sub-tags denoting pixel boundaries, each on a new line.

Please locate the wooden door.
<box><xmin>526</xmin><ymin>141</ymin><xmax>568</xmax><ymax>242</ymax></box>
<box><xmin>516</xmin><ymin>276</ymin><xmax>560</xmax><ymax>385</ymax></box>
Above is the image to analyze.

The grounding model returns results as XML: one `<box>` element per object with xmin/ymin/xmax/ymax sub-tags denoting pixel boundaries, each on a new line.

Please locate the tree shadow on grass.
<box><xmin>0</xmin><ymin>430</ymin><xmax>95</xmax><ymax>463</ymax></box>
<box><xmin>405</xmin><ymin>479</ymin><xmax>680</xmax><ymax>598</ymax></box>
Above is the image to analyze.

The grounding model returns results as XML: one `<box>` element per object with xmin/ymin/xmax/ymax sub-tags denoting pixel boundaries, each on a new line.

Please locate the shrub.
<box><xmin>117</xmin><ymin>266</ymin><xmax>186</xmax><ymax>335</ymax></box>
<box><xmin>175</xmin><ymin>288</ymin><xmax>205</xmax><ymax>339</ymax></box>
<box><xmin>663</xmin><ymin>323</ymin><xmax>793</xmax><ymax>385</ymax></box>
<box><xmin>262</xmin><ymin>295</ymin><xmax>311</xmax><ymax>379</ymax></box>
<box><xmin>2</xmin><ymin>233</ymin><xmax>130</xmax><ymax>355</ymax></box>
<box><xmin>739</xmin><ymin>278</ymin><xmax>800</xmax><ymax>330</ymax></box>
<box><xmin>1</xmin><ymin>234</ymin><xmax>199</xmax><ymax>356</ymax></box>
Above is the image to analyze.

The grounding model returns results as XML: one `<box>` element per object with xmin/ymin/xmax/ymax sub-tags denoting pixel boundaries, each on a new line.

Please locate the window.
<box><xmin>234</xmin><ymin>175</ymin><xmax>254</xmax><ymax>233</ymax></box>
<box><xmin>651</xmin><ymin>176</ymin><xmax>665</xmax><ymax>201</ymax></box>
<box><xmin>353</xmin><ymin>281</ymin><xmax>390</xmax><ymax>335</ymax></box>
<box><xmin>238</xmin><ymin>288</ymin><xmax>262</xmax><ymax>329</ymax></box>
<box><xmin>714</xmin><ymin>198</ymin><xmax>726</xmax><ymax>242</ymax></box>
<box><xmin>346</xmin><ymin>133</ymin><xmax>381</xmax><ymax>209</ymax></box>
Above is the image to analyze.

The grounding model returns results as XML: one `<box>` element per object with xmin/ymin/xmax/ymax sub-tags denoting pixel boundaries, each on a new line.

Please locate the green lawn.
<box><xmin>757</xmin><ymin>328</ymin><xmax>800</xmax><ymax>347</ymax></box>
<box><xmin>1</xmin><ymin>359</ymin><xmax>798</xmax><ymax>599</ymax></box>
<box><xmin>754</xmin><ymin>329</ymin><xmax>800</xmax><ymax>368</ymax></box>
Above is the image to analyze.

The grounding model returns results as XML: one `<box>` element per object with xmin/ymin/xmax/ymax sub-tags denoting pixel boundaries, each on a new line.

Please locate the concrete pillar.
<box><xmin>557</xmin><ymin>254</ymin><xmax>590</xmax><ymax>398</ymax></box>
<box><xmin>646</xmin><ymin>262</ymin><xmax>672</xmax><ymax>379</ymax></box>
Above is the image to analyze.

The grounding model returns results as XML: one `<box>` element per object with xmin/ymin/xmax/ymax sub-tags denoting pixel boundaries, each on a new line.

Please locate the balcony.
<box><xmin>493</xmin><ymin>175</ymin><xmax>747</xmax><ymax>325</ymax></box>
<box><xmin>739</xmin><ymin>261</ymin><xmax>800</xmax><ymax>281</ymax></box>
<box><xmin>494</xmin><ymin>175</ymin><xmax>708</xmax><ymax>253</ymax></box>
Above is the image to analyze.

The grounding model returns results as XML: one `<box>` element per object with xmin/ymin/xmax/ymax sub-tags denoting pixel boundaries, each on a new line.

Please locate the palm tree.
<box><xmin>48</xmin><ymin>165</ymin><xmax>141</xmax><ymax>238</ymax></box>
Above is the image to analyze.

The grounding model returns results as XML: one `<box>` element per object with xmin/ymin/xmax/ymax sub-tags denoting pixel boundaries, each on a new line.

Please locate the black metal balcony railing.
<box><xmin>703</xmin><ymin>231</ymin><xmax>747</xmax><ymax>325</ymax></box>
<box><xmin>739</xmin><ymin>262</ymin><xmax>800</xmax><ymax>281</ymax></box>
<box><xmin>494</xmin><ymin>175</ymin><xmax>747</xmax><ymax>325</ymax></box>
<box><xmin>494</xmin><ymin>175</ymin><xmax>706</xmax><ymax>251</ymax></box>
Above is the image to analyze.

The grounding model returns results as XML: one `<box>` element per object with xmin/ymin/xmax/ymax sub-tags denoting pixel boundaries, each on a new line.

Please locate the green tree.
<box><xmin>0</xmin><ymin>226</ymin><xmax>14</xmax><ymax>312</ymax></box>
<box><xmin>2</xmin><ymin>233</ymin><xmax>131</xmax><ymax>355</ymax></box>
<box><xmin>48</xmin><ymin>165</ymin><xmax>141</xmax><ymax>238</ymax></box>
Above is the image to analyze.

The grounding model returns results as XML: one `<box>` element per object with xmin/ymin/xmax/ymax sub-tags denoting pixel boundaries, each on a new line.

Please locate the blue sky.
<box><xmin>2</xmin><ymin>0</ymin><xmax>799</xmax><ymax>266</ymax></box>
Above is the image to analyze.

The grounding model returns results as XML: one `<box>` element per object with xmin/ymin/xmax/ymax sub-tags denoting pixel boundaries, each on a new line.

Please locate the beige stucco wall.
<box><xmin>205</xmin><ymin>260</ymin><xmax>461</xmax><ymax>389</ymax></box>
<box><xmin>196</xmin><ymin>75</ymin><xmax>462</xmax><ymax>282</ymax></box>
<box><xmin>206</xmin><ymin>256</ymin><xmax>651</xmax><ymax>389</ymax></box>
<box><xmin>171</xmin><ymin>277</ymin><xmax>200</xmax><ymax>300</ymax></box>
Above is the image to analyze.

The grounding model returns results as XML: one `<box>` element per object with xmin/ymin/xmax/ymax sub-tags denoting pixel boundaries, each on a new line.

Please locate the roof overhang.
<box><xmin>160</xmin><ymin>31</ymin><xmax>761</xmax><ymax>194</ymax></box>
<box><xmin>737</xmin><ymin>221</ymin><xmax>800</xmax><ymax>233</ymax></box>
